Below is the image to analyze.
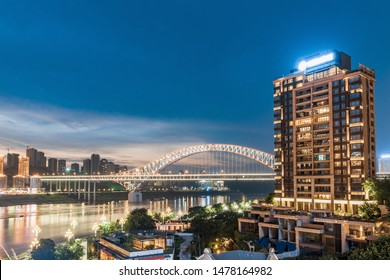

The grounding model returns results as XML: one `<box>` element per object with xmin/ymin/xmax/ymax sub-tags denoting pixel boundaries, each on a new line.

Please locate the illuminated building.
<box><xmin>0</xmin><ymin>156</ymin><xmax>6</xmax><ymax>188</ymax></box>
<box><xmin>273</xmin><ymin>50</ymin><xmax>376</xmax><ymax>213</ymax></box>
<box><xmin>238</xmin><ymin>204</ymin><xmax>379</xmax><ymax>256</ymax></box>
<box><xmin>48</xmin><ymin>158</ymin><xmax>58</xmax><ymax>174</ymax></box>
<box><xmin>98</xmin><ymin>231</ymin><xmax>175</xmax><ymax>260</ymax></box>
<box><xmin>0</xmin><ymin>156</ymin><xmax>4</xmax><ymax>174</ymax></box>
<box><xmin>18</xmin><ymin>156</ymin><xmax>30</xmax><ymax>177</ymax></box>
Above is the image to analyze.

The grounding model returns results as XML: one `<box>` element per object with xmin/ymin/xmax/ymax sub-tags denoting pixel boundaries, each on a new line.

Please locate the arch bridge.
<box><xmin>40</xmin><ymin>144</ymin><xmax>275</xmax><ymax>195</ymax></box>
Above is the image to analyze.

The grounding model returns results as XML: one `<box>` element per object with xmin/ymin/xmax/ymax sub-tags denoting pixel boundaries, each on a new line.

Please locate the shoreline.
<box><xmin>0</xmin><ymin>190</ymin><xmax>252</xmax><ymax>207</ymax></box>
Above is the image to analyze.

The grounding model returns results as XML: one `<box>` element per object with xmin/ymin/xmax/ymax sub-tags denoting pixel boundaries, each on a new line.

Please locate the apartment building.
<box><xmin>273</xmin><ymin>50</ymin><xmax>376</xmax><ymax>213</ymax></box>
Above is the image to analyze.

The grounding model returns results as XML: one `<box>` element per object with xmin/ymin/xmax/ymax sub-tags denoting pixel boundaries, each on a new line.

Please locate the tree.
<box><xmin>99</xmin><ymin>221</ymin><xmax>120</xmax><ymax>236</ymax></box>
<box><xmin>347</xmin><ymin>236</ymin><xmax>390</xmax><ymax>260</ymax></box>
<box><xmin>363</xmin><ymin>178</ymin><xmax>377</xmax><ymax>200</ymax></box>
<box><xmin>124</xmin><ymin>208</ymin><xmax>155</xmax><ymax>231</ymax></box>
<box><xmin>358</xmin><ymin>202</ymin><xmax>381</xmax><ymax>220</ymax></box>
<box><xmin>265</xmin><ymin>193</ymin><xmax>275</xmax><ymax>205</ymax></box>
<box><xmin>31</xmin><ymin>238</ymin><xmax>56</xmax><ymax>260</ymax></box>
<box><xmin>55</xmin><ymin>239</ymin><xmax>85</xmax><ymax>260</ymax></box>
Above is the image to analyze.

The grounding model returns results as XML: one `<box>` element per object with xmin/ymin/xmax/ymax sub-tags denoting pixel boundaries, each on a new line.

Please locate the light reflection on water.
<box><xmin>0</xmin><ymin>193</ymin><xmax>251</xmax><ymax>259</ymax></box>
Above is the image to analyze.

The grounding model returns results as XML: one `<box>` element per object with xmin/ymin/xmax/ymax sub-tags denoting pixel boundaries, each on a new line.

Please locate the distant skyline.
<box><xmin>1</xmin><ymin>0</ymin><xmax>390</xmax><ymax>166</ymax></box>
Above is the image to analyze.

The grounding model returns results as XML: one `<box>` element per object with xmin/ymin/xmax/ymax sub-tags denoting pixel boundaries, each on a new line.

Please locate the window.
<box><xmin>350</xmin><ymin>117</ymin><xmax>362</xmax><ymax>123</ymax></box>
<box><xmin>350</xmin><ymin>92</ymin><xmax>360</xmax><ymax>99</ymax></box>
<box><xmin>351</xmin><ymin>143</ymin><xmax>363</xmax><ymax>149</ymax></box>
<box><xmin>350</xmin><ymin>83</ymin><xmax>361</xmax><ymax>90</ymax></box>
<box><xmin>350</xmin><ymin>109</ymin><xmax>362</xmax><ymax>116</ymax></box>
<box><xmin>351</xmin><ymin>134</ymin><xmax>362</xmax><ymax>140</ymax></box>
<box><xmin>350</xmin><ymin>100</ymin><xmax>361</xmax><ymax>107</ymax></box>
<box><xmin>350</xmin><ymin>126</ymin><xmax>362</xmax><ymax>133</ymax></box>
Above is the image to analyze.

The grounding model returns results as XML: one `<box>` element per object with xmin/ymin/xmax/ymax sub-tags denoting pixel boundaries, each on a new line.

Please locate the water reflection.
<box><xmin>0</xmin><ymin>193</ymin><xmax>249</xmax><ymax>258</ymax></box>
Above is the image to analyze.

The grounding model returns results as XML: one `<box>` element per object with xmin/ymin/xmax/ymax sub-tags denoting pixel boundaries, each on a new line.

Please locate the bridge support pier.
<box><xmin>77</xmin><ymin>181</ymin><xmax>81</xmax><ymax>200</ymax></box>
<box><xmin>87</xmin><ymin>180</ymin><xmax>91</xmax><ymax>203</ymax></box>
<box><xmin>83</xmin><ymin>181</ymin><xmax>86</xmax><ymax>200</ymax></box>
<box><xmin>128</xmin><ymin>191</ymin><xmax>142</xmax><ymax>203</ymax></box>
<box><xmin>93</xmin><ymin>182</ymin><xmax>96</xmax><ymax>204</ymax></box>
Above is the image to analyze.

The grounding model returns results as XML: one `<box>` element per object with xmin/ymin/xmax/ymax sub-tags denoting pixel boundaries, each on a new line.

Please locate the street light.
<box><xmin>92</xmin><ymin>223</ymin><xmax>99</xmax><ymax>237</ymax></box>
<box><xmin>30</xmin><ymin>238</ymin><xmax>40</xmax><ymax>250</ymax></box>
<box><xmin>161</xmin><ymin>211</ymin><xmax>165</xmax><ymax>225</ymax></box>
<box><xmin>65</xmin><ymin>229</ymin><xmax>74</xmax><ymax>241</ymax></box>
<box><xmin>119</xmin><ymin>218</ymin><xmax>125</xmax><ymax>232</ymax></box>
<box><xmin>32</xmin><ymin>225</ymin><xmax>41</xmax><ymax>238</ymax></box>
<box><xmin>177</xmin><ymin>210</ymin><xmax>183</xmax><ymax>221</ymax></box>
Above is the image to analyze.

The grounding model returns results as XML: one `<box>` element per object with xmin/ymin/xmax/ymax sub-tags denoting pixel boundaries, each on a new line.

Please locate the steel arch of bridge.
<box><xmin>125</xmin><ymin>143</ymin><xmax>274</xmax><ymax>175</ymax></box>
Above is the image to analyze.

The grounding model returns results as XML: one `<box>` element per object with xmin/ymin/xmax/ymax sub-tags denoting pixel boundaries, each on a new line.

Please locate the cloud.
<box><xmin>0</xmin><ymin>97</ymin><xmax>248</xmax><ymax>167</ymax></box>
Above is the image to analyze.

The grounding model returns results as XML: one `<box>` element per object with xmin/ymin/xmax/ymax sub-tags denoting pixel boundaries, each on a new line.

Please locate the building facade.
<box><xmin>18</xmin><ymin>156</ymin><xmax>30</xmax><ymax>177</ymax></box>
<box><xmin>238</xmin><ymin>204</ymin><xmax>379</xmax><ymax>256</ymax></box>
<box><xmin>70</xmin><ymin>163</ymin><xmax>80</xmax><ymax>174</ymax></box>
<box><xmin>58</xmin><ymin>159</ymin><xmax>66</xmax><ymax>174</ymax></box>
<box><xmin>91</xmin><ymin>154</ymin><xmax>100</xmax><ymax>175</ymax></box>
<box><xmin>83</xmin><ymin>159</ymin><xmax>91</xmax><ymax>175</ymax></box>
<box><xmin>0</xmin><ymin>156</ymin><xmax>4</xmax><ymax>174</ymax></box>
<box><xmin>273</xmin><ymin>50</ymin><xmax>376</xmax><ymax>213</ymax></box>
<box><xmin>48</xmin><ymin>158</ymin><xmax>58</xmax><ymax>174</ymax></box>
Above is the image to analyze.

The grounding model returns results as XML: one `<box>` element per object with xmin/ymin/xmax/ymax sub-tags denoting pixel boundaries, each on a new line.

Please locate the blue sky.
<box><xmin>0</xmin><ymin>0</ymin><xmax>390</xmax><ymax>166</ymax></box>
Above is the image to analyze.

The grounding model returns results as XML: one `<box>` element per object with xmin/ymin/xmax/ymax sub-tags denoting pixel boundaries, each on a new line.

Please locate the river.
<box><xmin>0</xmin><ymin>182</ymin><xmax>274</xmax><ymax>259</ymax></box>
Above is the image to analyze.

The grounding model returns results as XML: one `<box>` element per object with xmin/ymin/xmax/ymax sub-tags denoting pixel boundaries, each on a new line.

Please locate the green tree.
<box><xmin>31</xmin><ymin>238</ymin><xmax>56</xmax><ymax>260</ymax></box>
<box><xmin>55</xmin><ymin>239</ymin><xmax>85</xmax><ymax>260</ymax></box>
<box><xmin>124</xmin><ymin>208</ymin><xmax>155</xmax><ymax>231</ymax></box>
<box><xmin>363</xmin><ymin>178</ymin><xmax>377</xmax><ymax>200</ymax></box>
<box><xmin>347</xmin><ymin>236</ymin><xmax>390</xmax><ymax>260</ymax></box>
<box><xmin>99</xmin><ymin>221</ymin><xmax>120</xmax><ymax>236</ymax></box>
<box><xmin>358</xmin><ymin>202</ymin><xmax>381</xmax><ymax>220</ymax></box>
<box><xmin>265</xmin><ymin>193</ymin><xmax>275</xmax><ymax>205</ymax></box>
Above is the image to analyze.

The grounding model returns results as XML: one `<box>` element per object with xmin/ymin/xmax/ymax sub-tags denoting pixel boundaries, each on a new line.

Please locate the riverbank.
<box><xmin>0</xmin><ymin>190</ymin><xmax>247</xmax><ymax>207</ymax></box>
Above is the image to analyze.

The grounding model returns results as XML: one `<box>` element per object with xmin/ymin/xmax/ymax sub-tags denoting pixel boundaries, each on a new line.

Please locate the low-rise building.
<box><xmin>156</xmin><ymin>219</ymin><xmax>191</xmax><ymax>232</ymax></box>
<box><xmin>97</xmin><ymin>231</ymin><xmax>175</xmax><ymax>260</ymax></box>
<box><xmin>238</xmin><ymin>203</ymin><xmax>379</xmax><ymax>256</ymax></box>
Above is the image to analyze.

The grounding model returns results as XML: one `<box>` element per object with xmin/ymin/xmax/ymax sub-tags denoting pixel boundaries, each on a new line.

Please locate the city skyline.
<box><xmin>1</xmin><ymin>0</ymin><xmax>390</xmax><ymax>167</ymax></box>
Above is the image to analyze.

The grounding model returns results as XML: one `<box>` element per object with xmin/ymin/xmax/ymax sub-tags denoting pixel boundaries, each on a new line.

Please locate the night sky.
<box><xmin>0</xmin><ymin>0</ymin><xmax>389</xmax><ymax>166</ymax></box>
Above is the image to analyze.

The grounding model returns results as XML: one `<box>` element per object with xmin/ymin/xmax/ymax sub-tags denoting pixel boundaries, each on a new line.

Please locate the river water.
<box><xmin>0</xmin><ymin>183</ymin><xmax>273</xmax><ymax>259</ymax></box>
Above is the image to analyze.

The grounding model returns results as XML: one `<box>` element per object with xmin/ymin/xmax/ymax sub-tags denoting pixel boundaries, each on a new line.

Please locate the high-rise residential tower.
<box><xmin>83</xmin><ymin>159</ymin><xmax>91</xmax><ymax>175</ymax></box>
<box><xmin>91</xmin><ymin>154</ymin><xmax>100</xmax><ymax>175</ymax></box>
<box><xmin>273</xmin><ymin>50</ymin><xmax>376</xmax><ymax>214</ymax></box>
<box><xmin>48</xmin><ymin>158</ymin><xmax>58</xmax><ymax>174</ymax></box>
<box><xmin>18</xmin><ymin>156</ymin><xmax>30</xmax><ymax>177</ymax></box>
<box><xmin>58</xmin><ymin>160</ymin><xmax>66</xmax><ymax>174</ymax></box>
<box><xmin>0</xmin><ymin>156</ymin><xmax>4</xmax><ymax>174</ymax></box>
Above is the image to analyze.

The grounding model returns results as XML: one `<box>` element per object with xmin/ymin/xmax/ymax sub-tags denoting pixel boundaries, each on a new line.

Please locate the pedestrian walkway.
<box><xmin>176</xmin><ymin>233</ymin><xmax>193</xmax><ymax>260</ymax></box>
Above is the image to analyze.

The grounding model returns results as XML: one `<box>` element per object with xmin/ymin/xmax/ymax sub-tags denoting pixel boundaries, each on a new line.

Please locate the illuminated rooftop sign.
<box><xmin>298</xmin><ymin>52</ymin><xmax>335</xmax><ymax>71</ymax></box>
